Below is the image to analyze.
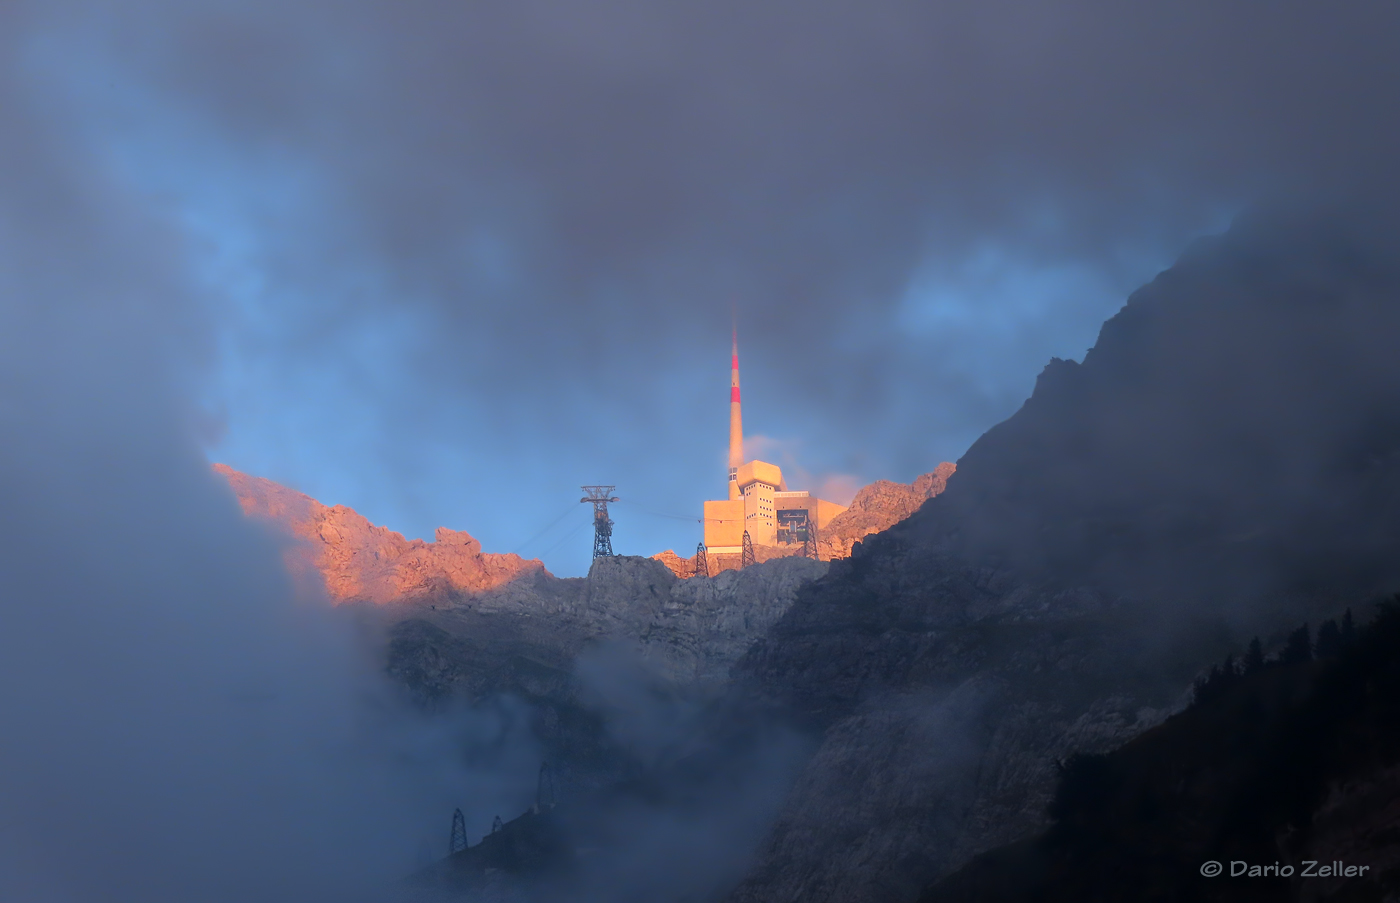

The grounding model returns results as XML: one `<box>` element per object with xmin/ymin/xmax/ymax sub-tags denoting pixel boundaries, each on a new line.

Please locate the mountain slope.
<box><xmin>919</xmin><ymin>204</ymin><xmax>1400</xmax><ymax>618</ymax></box>
<box><xmin>726</xmin><ymin>203</ymin><xmax>1400</xmax><ymax>902</ymax></box>
<box><xmin>817</xmin><ymin>463</ymin><xmax>957</xmax><ymax>561</ymax></box>
<box><xmin>920</xmin><ymin>605</ymin><xmax>1400</xmax><ymax>903</ymax></box>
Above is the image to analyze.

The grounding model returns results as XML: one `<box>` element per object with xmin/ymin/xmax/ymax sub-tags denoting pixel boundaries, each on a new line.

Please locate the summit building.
<box><xmin>702</xmin><ymin>329</ymin><xmax>846</xmax><ymax>554</ymax></box>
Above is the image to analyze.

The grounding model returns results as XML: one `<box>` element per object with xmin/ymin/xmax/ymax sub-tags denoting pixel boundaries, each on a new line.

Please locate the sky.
<box><xmin>9</xmin><ymin>0</ymin><xmax>1400</xmax><ymax>581</ymax></box>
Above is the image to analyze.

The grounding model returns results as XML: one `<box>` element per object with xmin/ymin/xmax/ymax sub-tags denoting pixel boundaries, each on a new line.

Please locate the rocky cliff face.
<box><xmin>216</xmin><ymin>463</ymin><xmax>829</xmax><ymax>690</ymax></box>
<box><xmin>366</xmin><ymin>553</ymin><xmax>831</xmax><ymax>715</ymax></box>
<box><xmin>817</xmin><ymin>462</ymin><xmax>956</xmax><ymax>560</ymax></box>
<box><xmin>214</xmin><ymin>463</ymin><xmax>545</xmax><ymax>603</ymax></box>
<box><xmin>725</xmin><ymin>205</ymin><xmax>1400</xmax><ymax>902</ymax></box>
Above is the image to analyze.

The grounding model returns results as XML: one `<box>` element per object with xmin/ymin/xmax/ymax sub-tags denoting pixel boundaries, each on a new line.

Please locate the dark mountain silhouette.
<box><xmin>727</xmin><ymin>202</ymin><xmax>1400</xmax><ymax>901</ymax></box>
<box><xmin>921</xmin><ymin>202</ymin><xmax>1400</xmax><ymax>622</ymax></box>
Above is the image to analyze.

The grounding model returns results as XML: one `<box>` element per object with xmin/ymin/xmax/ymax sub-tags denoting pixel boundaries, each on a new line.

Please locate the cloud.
<box><xmin>742</xmin><ymin>434</ymin><xmax>802</xmax><ymax>466</ymax></box>
<box><xmin>0</xmin><ymin>22</ymin><xmax>538</xmax><ymax>899</ymax></box>
<box><xmin>12</xmin><ymin>0</ymin><xmax>1398</xmax><ymax>543</ymax></box>
<box><xmin>813</xmin><ymin>474</ymin><xmax>864</xmax><ymax>508</ymax></box>
<box><xmin>559</xmin><ymin>644</ymin><xmax>815</xmax><ymax>903</ymax></box>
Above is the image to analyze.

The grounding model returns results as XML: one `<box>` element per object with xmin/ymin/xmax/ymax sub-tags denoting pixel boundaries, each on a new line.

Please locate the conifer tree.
<box><xmin>1243</xmin><ymin>637</ymin><xmax>1265</xmax><ymax>674</ymax></box>
<box><xmin>1280</xmin><ymin>624</ymin><xmax>1312</xmax><ymax>665</ymax></box>
<box><xmin>1315</xmin><ymin>619</ymin><xmax>1343</xmax><ymax>658</ymax></box>
<box><xmin>1220</xmin><ymin>654</ymin><xmax>1239</xmax><ymax>689</ymax></box>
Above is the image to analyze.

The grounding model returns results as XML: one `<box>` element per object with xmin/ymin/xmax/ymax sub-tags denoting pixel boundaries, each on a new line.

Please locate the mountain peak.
<box><xmin>213</xmin><ymin>464</ymin><xmax>546</xmax><ymax>603</ymax></box>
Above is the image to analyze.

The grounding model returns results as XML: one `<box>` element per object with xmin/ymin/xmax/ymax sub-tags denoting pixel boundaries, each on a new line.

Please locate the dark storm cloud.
<box><xmin>23</xmin><ymin>0</ymin><xmax>1400</xmax><ymax>475</ymax></box>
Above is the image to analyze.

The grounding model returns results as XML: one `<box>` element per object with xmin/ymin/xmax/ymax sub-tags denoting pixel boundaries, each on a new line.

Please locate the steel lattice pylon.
<box><xmin>449</xmin><ymin>808</ymin><xmax>468</xmax><ymax>854</ymax></box>
<box><xmin>803</xmin><ymin>520</ymin><xmax>820</xmax><ymax>561</ymax></box>
<box><xmin>580</xmin><ymin>486</ymin><xmax>620</xmax><ymax>559</ymax></box>
<box><xmin>741</xmin><ymin>530</ymin><xmax>755</xmax><ymax>568</ymax></box>
<box><xmin>694</xmin><ymin>542</ymin><xmax>708</xmax><ymax>578</ymax></box>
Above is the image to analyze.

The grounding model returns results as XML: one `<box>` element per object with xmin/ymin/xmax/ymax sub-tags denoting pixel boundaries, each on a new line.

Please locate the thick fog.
<box><xmin>0</xmin><ymin>18</ymin><xmax>543</xmax><ymax>900</ymax></box>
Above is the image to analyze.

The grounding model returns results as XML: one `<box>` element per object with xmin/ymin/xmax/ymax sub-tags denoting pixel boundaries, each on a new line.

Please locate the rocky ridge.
<box><xmin>215</xmin><ymin>463</ymin><xmax>830</xmax><ymax>689</ymax></box>
<box><xmin>817</xmin><ymin>462</ymin><xmax>956</xmax><ymax>560</ymax></box>
<box><xmin>214</xmin><ymin>463</ymin><xmax>545</xmax><ymax>603</ymax></box>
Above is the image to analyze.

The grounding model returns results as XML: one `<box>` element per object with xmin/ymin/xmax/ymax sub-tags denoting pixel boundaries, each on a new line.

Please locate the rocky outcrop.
<box><xmin>652</xmin><ymin>548</ymin><xmax>696</xmax><ymax>577</ymax></box>
<box><xmin>592</xmin><ymin>554</ymin><xmax>829</xmax><ymax>686</ymax></box>
<box><xmin>214</xmin><ymin>463</ymin><xmax>546</xmax><ymax>603</ymax></box>
<box><xmin>386</xmin><ymin>553</ymin><xmax>828</xmax><ymax>692</ymax></box>
<box><xmin>817</xmin><ymin>462</ymin><xmax>956</xmax><ymax>560</ymax></box>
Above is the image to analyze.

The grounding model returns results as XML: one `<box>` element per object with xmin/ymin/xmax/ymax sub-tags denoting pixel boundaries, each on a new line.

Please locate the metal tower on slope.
<box><xmin>580</xmin><ymin>486</ymin><xmax>620</xmax><ymax>559</ymax></box>
<box><xmin>449</xmin><ymin>808</ymin><xmax>468</xmax><ymax>854</ymax></box>
<box><xmin>741</xmin><ymin>530</ymin><xmax>755</xmax><ymax>568</ymax></box>
<box><xmin>803</xmin><ymin>520</ymin><xmax>820</xmax><ymax>561</ymax></box>
<box><xmin>695</xmin><ymin>542</ymin><xmax>709</xmax><ymax>578</ymax></box>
